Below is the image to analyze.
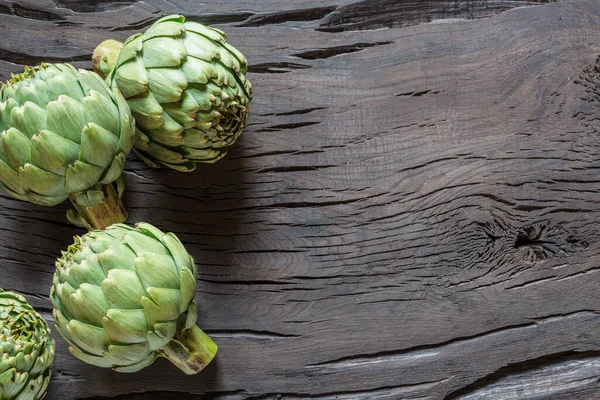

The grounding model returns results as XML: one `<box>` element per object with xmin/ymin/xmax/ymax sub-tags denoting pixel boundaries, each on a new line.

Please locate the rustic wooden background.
<box><xmin>2</xmin><ymin>0</ymin><xmax>600</xmax><ymax>398</ymax></box>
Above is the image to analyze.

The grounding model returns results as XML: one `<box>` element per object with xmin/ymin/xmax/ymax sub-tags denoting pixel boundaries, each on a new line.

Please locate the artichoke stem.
<box><xmin>68</xmin><ymin>183</ymin><xmax>127</xmax><ymax>231</ymax></box>
<box><xmin>92</xmin><ymin>39</ymin><xmax>124</xmax><ymax>78</ymax></box>
<box><xmin>159</xmin><ymin>325</ymin><xmax>218</xmax><ymax>375</ymax></box>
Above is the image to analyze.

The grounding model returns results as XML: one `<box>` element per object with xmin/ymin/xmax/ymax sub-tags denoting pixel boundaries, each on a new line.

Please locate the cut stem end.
<box><xmin>160</xmin><ymin>325</ymin><xmax>218</xmax><ymax>375</ymax></box>
<box><xmin>92</xmin><ymin>39</ymin><xmax>124</xmax><ymax>78</ymax></box>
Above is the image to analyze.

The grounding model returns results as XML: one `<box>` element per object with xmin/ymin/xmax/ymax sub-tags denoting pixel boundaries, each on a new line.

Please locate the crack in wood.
<box><xmin>256</xmin><ymin>165</ymin><xmax>337</xmax><ymax>174</ymax></box>
<box><xmin>318</xmin><ymin>0</ymin><xmax>557</xmax><ymax>32</ymax></box>
<box><xmin>80</xmin><ymin>390</ymin><xmax>248</xmax><ymax>400</ymax></box>
<box><xmin>258</xmin><ymin>107</ymin><xmax>327</xmax><ymax>117</ymax></box>
<box><xmin>444</xmin><ymin>351</ymin><xmax>600</xmax><ymax>400</ymax></box>
<box><xmin>293</xmin><ymin>42</ymin><xmax>393</xmax><ymax>60</ymax></box>
<box><xmin>307</xmin><ymin>322</ymin><xmax>537</xmax><ymax>369</ymax></box>
<box><xmin>247</xmin><ymin>62</ymin><xmax>311</xmax><ymax>74</ymax></box>
<box><xmin>245</xmin><ymin>380</ymin><xmax>449</xmax><ymax>399</ymax></box>
<box><xmin>309</xmin><ymin>312</ymin><xmax>597</xmax><ymax>370</ymax></box>
<box><xmin>397</xmin><ymin>90</ymin><xmax>442</xmax><ymax>97</ymax></box>
<box><xmin>0</xmin><ymin>3</ymin><xmax>12</xmax><ymax>15</ymax></box>
<box><xmin>0</xmin><ymin>48</ymin><xmax>91</xmax><ymax>68</ymax></box>
<box><xmin>238</xmin><ymin>6</ymin><xmax>338</xmax><ymax>27</ymax></box>
<box><xmin>54</xmin><ymin>0</ymin><xmax>138</xmax><ymax>13</ymax></box>
<box><xmin>185</xmin><ymin>12</ymin><xmax>257</xmax><ymax>26</ymax></box>
<box><xmin>204</xmin><ymin>329</ymin><xmax>301</xmax><ymax>340</ymax></box>
<box><xmin>257</xmin><ymin>121</ymin><xmax>321</xmax><ymax>132</ymax></box>
<box><xmin>9</xmin><ymin>3</ymin><xmax>64</xmax><ymax>20</ymax></box>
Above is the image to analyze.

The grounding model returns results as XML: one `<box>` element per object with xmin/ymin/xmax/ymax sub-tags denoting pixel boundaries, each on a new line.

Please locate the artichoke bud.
<box><xmin>0</xmin><ymin>289</ymin><xmax>55</xmax><ymax>400</ymax></box>
<box><xmin>50</xmin><ymin>222</ymin><xmax>217</xmax><ymax>375</ymax></box>
<box><xmin>94</xmin><ymin>14</ymin><xmax>253</xmax><ymax>171</ymax></box>
<box><xmin>0</xmin><ymin>63</ymin><xmax>135</xmax><ymax>230</ymax></box>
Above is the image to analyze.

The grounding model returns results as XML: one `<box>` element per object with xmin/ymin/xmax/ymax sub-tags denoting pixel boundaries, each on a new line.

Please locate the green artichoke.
<box><xmin>93</xmin><ymin>14</ymin><xmax>252</xmax><ymax>171</ymax></box>
<box><xmin>0</xmin><ymin>63</ymin><xmax>135</xmax><ymax>230</ymax></box>
<box><xmin>50</xmin><ymin>222</ymin><xmax>217</xmax><ymax>374</ymax></box>
<box><xmin>0</xmin><ymin>290</ymin><xmax>55</xmax><ymax>400</ymax></box>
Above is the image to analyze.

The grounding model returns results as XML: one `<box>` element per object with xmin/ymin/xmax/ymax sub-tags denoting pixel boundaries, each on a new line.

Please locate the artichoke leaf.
<box><xmin>97</xmin><ymin>243</ymin><xmax>137</xmax><ymax>274</ymax></box>
<box><xmin>69</xmin><ymin>283</ymin><xmax>109</xmax><ymax>327</ymax></box>
<box><xmin>123</xmin><ymin>230</ymin><xmax>171</xmax><ymax>256</ymax></box>
<box><xmin>184</xmin><ymin>21</ymin><xmax>227</xmax><ymax>43</ymax></box>
<box><xmin>113</xmin><ymin>58</ymin><xmax>149</xmax><ymax>99</ymax></box>
<box><xmin>30</xmin><ymin>130</ymin><xmax>80</xmax><ymax>176</ymax></box>
<box><xmin>10</xmin><ymin>101</ymin><xmax>47</xmax><ymax>140</ymax></box>
<box><xmin>0</xmin><ymin>97</ymin><xmax>18</xmax><ymax>132</ymax></box>
<box><xmin>134</xmin><ymin>252</ymin><xmax>180</xmax><ymax>290</ymax></box>
<box><xmin>46</xmin><ymin>67</ymin><xmax>85</xmax><ymax>101</ymax></box>
<box><xmin>0</xmin><ymin>168</ymin><xmax>26</xmax><ymax>200</ymax></box>
<box><xmin>145</xmin><ymin>142</ymin><xmax>188</xmax><ymax>164</ymax></box>
<box><xmin>183</xmin><ymin>32</ymin><xmax>221</xmax><ymax>63</ymax></box>
<box><xmin>46</xmin><ymin>95</ymin><xmax>86</xmax><ymax>144</ymax></box>
<box><xmin>115</xmin><ymin>34</ymin><xmax>143</xmax><ymax>69</ymax></box>
<box><xmin>141</xmin><ymin>296</ymin><xmax>174</xmax><ymax>327</ymax></box>
<box><xmin>145</xmin><ymin>18</ymin><xmax>185</xmax><ymax>39</ymax></box>
<box><xmin>180</xmin><ymin>56</ymin><xmax>216</xmax><ymax>84</ymax></box>
<box><xmin>69</xmin><ymin>346</ymin><xmax>115</xmax><ymax>368</ymax></box>
<box><xmin>153</xmin><ymin>320</ymin><xmax>177</xmax><ymax>342</ymax></box>
<box><xmin>78</xmin><ymin>68</ymin><xmax>114</xmax><ymax>98</ymax></box>
<box><xmin>101</xmin><ymin>269</ymin><xmax>145</xmax><ymax>309</ymax></box>
<box><xmin>82</xmin><ymin>90</ymin><xmax>120</xmax><ymax>135</ymax></box>
<box><xmin>147</xmin><ymin>287</ymin><xmax>180</xmax><ymax>322</ymax></box>
<box><xmin>63</xmin><ymin>255</ymin><xmax>105</xmax><ymax>288</ymax></box>
<box><xmin>143</xmin><ymin>111</ymin><xmax>184</xmax><ymax>146</ymax></box>
<box><xmin>186</xmin><ymin>86</ymin><xmax>215</xmax><ymax>111</ymax></box>
<box><xmin>65</xmin><ymin>319</ymin><xmax>109</xmax><ymax>357</ymax></box>
<box><xmin>107</xmin><ymin>342</ymin><xmax>152</xmax><ymax>363</ymax></box>
<box><xmin>132</xmin><ymin>148</ymin><xmax>160</xmax><ymax>168</ymax></box>
<box><xmin>184</xmin><ymin>302</ymin><xmax>198</xmax><ymax>329</ymax></box>
<box><xmin>163</xmin><ymin>232</ymin><xmax>194</xmax><ymax>272</ymax></box>
<box><xmin>14</xmin><ymin>78</ymin><xmax>50</xmax><ymax>108</ymax></box>
<box><xmin>112</xmin><ymin>352</ymin><xmax>156</xmax><ymax>373</ymax></box>
<box><xmin>80</xmin><ymin>122</ymin><xmax>119</xmax><ymax>168</ymax></box>
<box><xmin>0</xmin><ymin>127</ymin><xmax>31</xmax><ymax>170</ymax></box>
<box><xmin>143</xmin><ymin>37</ymin><xmax>186</xmax><ymax>68</ymax></box>
<box><xmin>146</xmin><ymin>330</ymin><xmax>170</xmax><ymax>351</ymax></box>
<box><xmin>64</xmin><ymin>160</ymin><xmax>104</xmax><ymax>193</ymax></box>
<box><xmin>20</xmin><ymin>163</ymin><xmax>65</xmax><ymax>197</ymax></box>
<box><xmin>147</xmin><ymin>68</ymin><xmax>187</xmax><ymax>104</ymax></box>
<box><xmin>102</xmin><ymin>309</ymin><xmax>149</xmax><ymax>344</ymax></box>
<box><xmin>100</xmin><ymin>153</ymin><xmax>126</xmax><ymax>185</ymax></box>
<box><xmin>179</xmin><ymin>268</ymin><xmax>197</xmax><ymax>314</ymax></box>
<box><xmin>183</xmin><ymin>147</ymin><xmax>225</xmax><ymax>163</ymax></box>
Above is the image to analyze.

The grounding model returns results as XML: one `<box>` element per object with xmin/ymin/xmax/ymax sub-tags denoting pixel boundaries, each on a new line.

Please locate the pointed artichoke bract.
<box><xmin>50</xmin><ymin>222</ymin><xmax>217</xmax><ymax>374</ymax></box>
<box><xmin>93</xmin><ymin>15</ymin><xmax>252</xmax><ymax>172</ymax></box>
<box><xmin>0</xmin><ymin>63</ymin><xmax>135</xmax><ymax>230</ymax></box>
<box><xmin>0</xmin><ymin>289</ymin><xmax>55</xmax><ymax>400</ymax></box>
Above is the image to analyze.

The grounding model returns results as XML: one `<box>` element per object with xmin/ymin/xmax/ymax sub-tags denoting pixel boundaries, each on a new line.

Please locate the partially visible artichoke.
<box><xmin>50</xmin><ymin>223</ymin><xmax>217</xmax><ymax>374</ymax></box>
<box><xmin>93</xmin><ymin>14</ymin><xmax>252</xmax><ymax>171</ymax></box>
<box><xmin>0</xmin><ymin>290</ymin><xmax>55</xmax><ymax>400</ymax></box>
<box><xmin>0</xmin><ymin>63</ymin><xmax>135</xmax><ymax>230</ymax></box>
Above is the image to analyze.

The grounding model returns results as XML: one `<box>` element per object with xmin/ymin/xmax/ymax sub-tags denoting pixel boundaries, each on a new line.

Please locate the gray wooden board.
<box><xmin>1</xmin><ymin>0</ymin><xmax>600</xmax><ymax>398</ymax></box>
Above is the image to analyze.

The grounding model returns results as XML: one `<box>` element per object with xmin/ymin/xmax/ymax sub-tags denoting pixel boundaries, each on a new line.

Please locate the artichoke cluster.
<box><xmin>0</xmin><ymin>14</ymin><xmax>252</xmax><ymax>227</ymax></box>
<box><xmin>0</xmin><ymin>290</ymin><xmax>55</xmax><ymax>400</ymax></box>
<box><xmin>0</xmin><ymin>12</ymin><xmax>252</xmax><ymax>399</ymax></box>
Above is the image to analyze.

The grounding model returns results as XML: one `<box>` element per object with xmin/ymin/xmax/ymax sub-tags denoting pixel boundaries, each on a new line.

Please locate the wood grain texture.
<box><xmin>2</xmin><ymin>0</ymin><xmax>600</xmax><ymax>398</ymax></box>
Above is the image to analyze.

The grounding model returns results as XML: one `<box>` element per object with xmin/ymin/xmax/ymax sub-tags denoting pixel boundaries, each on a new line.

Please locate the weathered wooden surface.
<box><xmin>2</xmin><ymin>0</ymin><xmax>600</xmax><ymax>398</ymax></box>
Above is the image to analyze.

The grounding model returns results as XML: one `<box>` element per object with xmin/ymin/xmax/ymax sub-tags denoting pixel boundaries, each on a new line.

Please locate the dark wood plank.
<box><xmin>3</xmin><ymin>0</ymin><xmax>600</xmax><ymax>398</ymax></box>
